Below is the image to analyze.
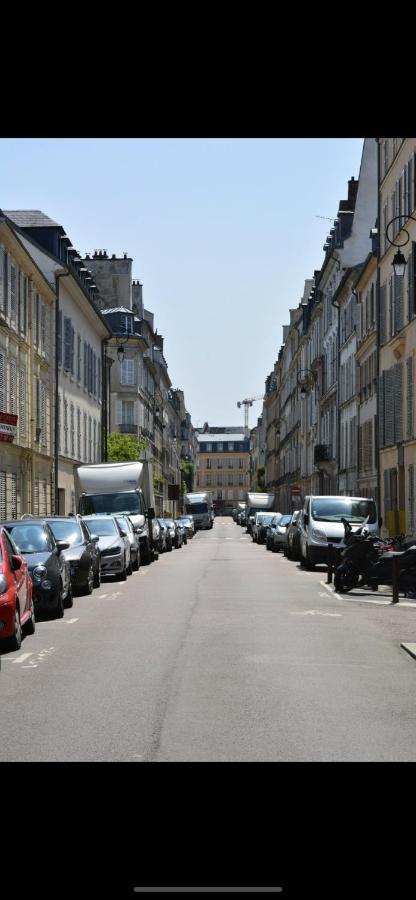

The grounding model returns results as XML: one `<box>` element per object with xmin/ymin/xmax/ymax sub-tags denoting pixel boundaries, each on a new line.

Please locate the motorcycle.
<box><xmin>334</xmin><ymin>518</ymin><xmax>416</xmax><ymax>594</ymax></box>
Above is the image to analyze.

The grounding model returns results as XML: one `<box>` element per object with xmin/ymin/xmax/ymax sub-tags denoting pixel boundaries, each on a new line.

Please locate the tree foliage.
<box><xmin>256</xmin><ymin>465</ymin><xmax>266</xmax><ymax>491</ymax></box>
<box><xmin>107</xmin><ymin>432</ymin><xmax>147</xmax><ymax>462</ymax></box>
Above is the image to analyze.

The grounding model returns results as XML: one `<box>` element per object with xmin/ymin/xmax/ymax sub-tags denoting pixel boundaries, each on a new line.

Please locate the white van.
<box><xmin>299</xmin><ymin>495</ymin><xmax>379</xmax><ymax>568</ymax></box>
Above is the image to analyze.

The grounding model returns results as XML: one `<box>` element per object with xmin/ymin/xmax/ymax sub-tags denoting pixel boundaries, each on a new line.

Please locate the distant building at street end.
<box><xmin>196</xmin><ymin>426</ymin><xmax>250</xmax><ymax>512</ymax></box>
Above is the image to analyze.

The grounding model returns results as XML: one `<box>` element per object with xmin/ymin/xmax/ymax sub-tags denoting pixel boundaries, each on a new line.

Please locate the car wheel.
<box><xmin>127</xmin><ymin>554</ymin><xmax>133</xmax><ymax>575</ymax></box>
<box><xmin>119</xmin><ymin>558</ymin><xmax>127</xmax><ymax>581</ymax></box>
<box><xmin>93</xmin><ymin>563</ymin><xmax>101</xmax><ymax>588</ymax></box>
<box><xmin>133</xmin><ymin>553</ymin><xmax>139</xmax><ymax>572</ymax></box>
<box><xmin>64</xmin><ymin>582</ymin><xmax>74</xmax><ymax>609</ymax></box>
<box><xmin>24</xmin><ymin>598</ymin><xmax>36</xmax><ymax>636</ymax></box>
<box><xmin>54</xmin><ymin>586</ymin><xmax>65</xmax><ymax>619</ymax></box>
<box><xmin>8</xmin><ymin>605</ymin><xmax>22</xmax><ymax>651</ymax></box>
<box><xmin>304</xmin><ymin>548</ymin><xmax>315</xmax><ymax>570</ymax></box>
<box><xmin>168</xmin><ymin>541</ymin><xmax>173</xmax><ymax>552</ymax></box>
<box><xmin>83</xmin><ymin>565</ymin><xmax>94</xmax><ymax>595</ymax></box>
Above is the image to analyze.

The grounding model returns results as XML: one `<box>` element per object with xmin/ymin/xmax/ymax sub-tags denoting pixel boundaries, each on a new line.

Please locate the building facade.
<box><xmin>196</xmin><ymin>427</ymin><xmax>250</xmax><ymax>511</ymax></box>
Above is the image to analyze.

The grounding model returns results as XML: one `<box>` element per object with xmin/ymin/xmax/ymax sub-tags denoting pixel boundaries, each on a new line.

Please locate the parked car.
<box><xmin>238</xmin><ymin>510</ymin><xmax>247</xmax><ymax>527</ymax></box>
<box><xmin>157</xmin><ymin>518</ymin><xmax>172</xmax><ymax>552</ymax></box>
<box><xmin>176</xmin><ymin>515</ymin><xmax>195</xmax><ymax>538</ymax></box>
<box><xmin>3</xmin><ymin>519</ymin><xmax>72</xmax><ymax>618</ymax></box>
<box><xmin>265</xmin><ymin>515</ymin><xmax>282</xmax><ymax>550</ymax></box>
<box><xmin>82</xmin><ymin>515</ymin><xmax>131</xmax><ymax>579</ymax></box>
<box><xmin>0</xmin><ymin>526</ymin><xmax>35</xmax><ymax>651</ymax></box>
<box><xmin>115</xmin><ymin>515</ymin><xmax>140</xmax><ymax>571</ymax></box>
<box><xmin>285</xmin><ymin>510</ymin><xmax>302</xmax><ymax>560</ymax></box>
<box><xmin>271</xmin><ymin>514</ymin><xmax>292</xmax><ymax>552</ymax></box>
<box><xmin>254</xmin><ymin>512</ymin><xmax>278</xmax><ymax>545</ymax></box>
<box><xmin>162</xmin><ymin>518</ymin><xmax>183</xmax><ymax>548</ymax></box>
<box><xmin>175</xmin><ymin>520</ymin><xmax>188</xmax><ymax>545</ymax></box>
<box><xmin>46</xmin><ymin>516</ymin><xmax>101</xmax><ymax>593</ymax></box>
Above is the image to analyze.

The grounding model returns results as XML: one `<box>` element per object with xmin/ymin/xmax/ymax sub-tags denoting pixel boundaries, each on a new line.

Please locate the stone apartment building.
<box><xmin>4</xmin><ymin>213</ymin><xmax>112</xmax><ymax>516</ymax></box>
<box><xmin>196</xmin><ymin>426</ymin><xmax>250</xmax><ymax>511</ymax></box>
<box><xmin>0</xmin><ymin>212</ymin><xmax>55</xmax><ymax>517</ymax></box>
<box><xmin>355</xmin><ymin>249</ymin><xmax>378</xmax><ymax>501</ymax></box>
<box><xmin>378</xmin><ymin>138</ymin><xmax>416</xmax><ymax>536</ymax></box>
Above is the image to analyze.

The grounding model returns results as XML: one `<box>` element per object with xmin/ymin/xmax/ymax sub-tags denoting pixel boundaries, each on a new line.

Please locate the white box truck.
<box><xmin>75</xmin><ymin>459</ymin><xmax>157</xmax><ymax>564</ymax></box>
<box><xmin>184</xmin><ymin>492</ymin><xmax>213</xmax><ymax>530</ymax></box>
<box><xmin>246</xmin><ymin>492</ymin><xmax>276</xmax><ymax>535</ymax></box>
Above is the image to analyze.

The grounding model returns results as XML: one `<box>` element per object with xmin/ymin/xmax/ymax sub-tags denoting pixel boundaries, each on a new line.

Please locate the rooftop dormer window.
<box><xmin>120</xmin><ymin>314</ymin><xmax>133</xmax><ymax>335</ymax></box>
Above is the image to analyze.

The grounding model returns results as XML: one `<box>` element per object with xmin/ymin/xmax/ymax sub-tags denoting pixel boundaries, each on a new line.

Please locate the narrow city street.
<box><xmin>2</xmin><ymin>518</ymin><xmax>416</xmax><ymax>762</ymax></box>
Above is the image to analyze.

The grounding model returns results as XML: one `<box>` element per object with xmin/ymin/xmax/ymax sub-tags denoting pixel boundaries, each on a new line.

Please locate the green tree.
<box><xmin>181</xmin><ymin>460</ymin><xmax>195</xmax><ymax>492</ymax></box>
<box><xmin>256</xmin><ymin>465</ymin><xmax>266</xmax><ymax>491</ymax></box>
<box><xmin>107</xmin><ymin>432</ymin><xmax>147</xmax><ymax>462</ymax></box>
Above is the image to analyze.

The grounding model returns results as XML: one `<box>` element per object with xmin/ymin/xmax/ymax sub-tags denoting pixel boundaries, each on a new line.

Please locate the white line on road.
<box><xmin>65</xmin><ymin>617</ymin><xmax>79</xmax><ymax>624</ymax></box>
<box><xmin>98</xmin><ymin>594</ymin><xmax>108</xmax><ymax>599</ymax></box>
<box><xmin>12</xmin><ymin>652</ymin><xmax>33</xmax><ymax>664</ymax></box>
<box><xmin>319</xmin><ymin>580</ymin><xmax>391</xmax><ymax>605</ymax></box>
<box><xmin>290</xmin><ymin>609</ymin><xmax>342</xmax><ymax>617</ymax></box>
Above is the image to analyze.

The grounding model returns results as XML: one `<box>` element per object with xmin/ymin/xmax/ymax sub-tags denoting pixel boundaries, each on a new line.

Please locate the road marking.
<box><xmin>98</xmin><ymin>594</ymin><xmax>108</xmax><ymax>599</ymax></box>
<box><xmin>65</xmin><ymin>617</ymin><xmax>79</xmax><ymax>624</ymax></box>
<box><xmin>139</xmin><ymin>570</ymin><xmax>148</xmax><ymax>575</ymax></box>
<box><xmin>290</xmin><ymin>609</ymin><xmax>342</xmax><ymax>617</ymax></box>
<box><xmin>12</xmin><ymin>652</ymin><xmax>33</xmax><ymax>664</ymax></box>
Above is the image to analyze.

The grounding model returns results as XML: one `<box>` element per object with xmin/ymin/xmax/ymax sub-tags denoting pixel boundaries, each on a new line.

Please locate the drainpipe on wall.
<box><xmin>54</xmin><ymin>269</ymin><xmax>70</xmax><ymax>514</ymax></box>
<box><xmin>331</xmin><ymin>291</ymin><xmax>341</xmax><ymax>493</ymax></box>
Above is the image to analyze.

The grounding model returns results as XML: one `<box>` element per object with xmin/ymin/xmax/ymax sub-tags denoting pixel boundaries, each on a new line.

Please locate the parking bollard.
<box><xmin>392</xmin><ymin>556</ymin><xmax>400</xmax><ymax>604</ymax></box>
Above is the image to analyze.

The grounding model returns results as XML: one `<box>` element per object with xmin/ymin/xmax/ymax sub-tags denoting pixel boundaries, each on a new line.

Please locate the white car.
<box><xmin>83</xmin><ymin>515</ymin><xmax>131</xmax><ymax>579</ymax></box>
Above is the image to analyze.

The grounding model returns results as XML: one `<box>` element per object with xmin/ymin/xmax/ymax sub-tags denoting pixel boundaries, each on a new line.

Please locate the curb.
<box><xmin>401</xmin><ymin>643</ymin><xmax>416</xmax><ymax>661</ymax></box>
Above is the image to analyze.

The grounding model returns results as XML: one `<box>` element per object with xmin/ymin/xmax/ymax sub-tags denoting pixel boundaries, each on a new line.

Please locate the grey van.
<box><xmin>299</xmin><ymin>495</ymin><xmax>379</xmax><ymax>568</ymax></box>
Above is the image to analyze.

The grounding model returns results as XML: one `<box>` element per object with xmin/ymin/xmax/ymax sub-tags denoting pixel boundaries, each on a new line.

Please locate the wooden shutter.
<box><xmin>385</xmin><ymin>369</ymin><xmax>395</xmax><ymax>446</ymax></box>
<box><xmin>0</xmin><ymin>351</ymin><xmax>6</xmax><ymax>413</ymax></box>
<box><xmin>408</xmin><ymin>465</ymin><xmax>415</xmax><ymax>532</ymax></box>
<box><xmin>33</xmin><ymin>478</ymin><xmax>39</xmax><ymax>517</ymax></box>
<box><xmin>384</xmin><ymin>468</ymin><xmax>390</xmax><ymax>519</ymax></box>
<box><xmin>41</xmin><ymin>304</ymin><xmax>46</xmax><ymax>353</ymax></box>
<box><xmin>10</xmin><ymin>473</ymin><xmax>17</xmax><ymax>519</ymax></box>
<box><xmin>389</xmin><ymin>275</ymin><xmax>394</xmax><ymax>337</ymax></box>
<box><xmin>407</xmin><ymin>355</ymin><xmax>414</xmax><ymax>438</ymax></box>
<box><xmin>378</xmin><ymin>372</ymin><xmax>385</xmax><ymax>448</ymax></box>
<box><xmin>64</xmin><ymin>316</ymin><xmax>72</xmax><ymax>370</ymax></box>
<box><xmin>10</xmin><ymin>261</ymin><xmax>17</xmax><ymax>324</ymax></box>
<box><xmin>379</xmin><ymin>283</ymin><xmax>386</xmax><ymax>344</ymax></box>
<box><xmin>57</xmin><ymin>310</ymin><xmax>62</xmax><ymax>366</ymax></box>
<box><xmin>394</xmin><ymin>362</ymin><xmax>403</xmax><ymax>443</ymax></box>
<box><xmin>84</xmin><ymin>341</ymin><xmax>88</xmax><ymax>387</ymax></box>
<box><xmin>0</xmin><ymin>245</ymin><xmax>4</xmax><ymax>315</ymax></box>
<box><xmin>9</xmin><ymin>360</ymin><xmax>17</xmax><ymax>414</ymax></box>
<box><xmin>70</xmin><ymin>324</ymin><xmax>75</xmax><ymax>375</ymax></box>
<box><xmin>0</xmin><ymin>472</ymin><xmax>6</xmax><ymax>520</ymax></box>
<box><xmin>40</xmin><ymin>383</ymin><xmax>46</xmax><ymax>445</ymax></box>
<box><xmin>394</xmin><ymin>274</ymin><xmax>403</xmax><ymax>333</ymax></box>
<box><xmin>19</xmin><ymin>367</ymin><xmax>26</xmax><ymax>438</ymax></box>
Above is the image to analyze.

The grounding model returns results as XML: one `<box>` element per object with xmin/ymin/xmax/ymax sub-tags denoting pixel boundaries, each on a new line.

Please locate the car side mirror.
<box><xmin>119</xmin><ymin>530</ymin><xmax>128</xmax><ymax>538</ymax></box>
<box><xmin>378</xmin><ymin>517</ymin><xmax>383</xmax><ymax>528</ymax></box>
<box><xmin>147</xmin><ymin>507</ymin><xmax>155</xmax><ymax>520</ymax></box>
<box><xmin>11</xmin><ymin>555</ymin><xmax>22</xmax><ymax>571</ymax></box>
<box><xmin>90</xmin><ymin>534</ymin><xmax>100</xmax><ymax>543</ymax></box>
<box><xmin>56</xmin><ymin>541</ymin><xmax>70</xmax><ymax>552</ymax></box>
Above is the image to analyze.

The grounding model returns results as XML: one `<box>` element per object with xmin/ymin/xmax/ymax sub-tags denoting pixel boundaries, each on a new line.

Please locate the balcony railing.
<box><xmin>314</xmin><ymin>444</ymin><xmax>333</xmax><ymax>464</ymax></box>
<box><xmin>118</xmin><ymin>423</ymin><xmax>137</xmax><ymax>434</ymax></box>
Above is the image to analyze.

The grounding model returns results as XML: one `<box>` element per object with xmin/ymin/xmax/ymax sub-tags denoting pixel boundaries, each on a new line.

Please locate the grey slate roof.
<box><xmin>4</xmin><ymin>210</ymin><xmax>61</xmax><ymax>228</ymax></box>
<box><xmin>198</xmin><ymin>433</ymin><xmax>246</xmax><ymax>443</ymax></box>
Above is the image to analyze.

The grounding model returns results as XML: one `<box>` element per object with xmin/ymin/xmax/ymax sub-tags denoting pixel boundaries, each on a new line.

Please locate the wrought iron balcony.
<box><xmin>118</xmin><ymin>423</ymin><xmax>137</xmax><ymax>435</ymax></box>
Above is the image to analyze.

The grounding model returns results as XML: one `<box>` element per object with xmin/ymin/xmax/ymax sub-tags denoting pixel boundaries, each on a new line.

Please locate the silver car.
<box><xmin>115</xmin><ymin>515</ymin><xmax>140</xmax><ymax>571</ymax></box>
<box><xmin>176</xmin><ymin>515</ymin><xmax>195</xmax><ymax>538</ymax></box>
<box><xmin>83</xmin><ymin>515</ymin><xmax>131</xmax><ymax>579</ymax></box>
<box><xmin>271</xmin><ymin>514</ymin><xmax>292</xmax><ymax>552</ymax></box>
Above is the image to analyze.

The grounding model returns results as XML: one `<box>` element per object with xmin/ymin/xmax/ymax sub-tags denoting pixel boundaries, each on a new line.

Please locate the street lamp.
<box><xmin>385</xmin><ymin>214</ymin><xmax>416</xmax><ymax>276</ymax></box>
<box><xmin>297</xmin><ymin>369</ymin><xmax>318</xmax><ymax>398</ymax></box>
<box><xmin>115</xmin><ymin>335</ymin><xmax>130</xmax><ymax>364</ymax></box>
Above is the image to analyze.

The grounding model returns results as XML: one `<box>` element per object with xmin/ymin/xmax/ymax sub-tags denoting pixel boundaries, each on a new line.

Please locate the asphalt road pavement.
<box><xmin>2</xmin><ymin>517</ymin><xmax>416</xmax><ymax>760</ymax></box>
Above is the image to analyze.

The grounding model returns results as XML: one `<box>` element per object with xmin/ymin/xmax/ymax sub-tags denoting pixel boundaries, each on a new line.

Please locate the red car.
<box><xmin>0</xmin><ymin>526</ymin><xmax>35</xmax><ymax>651</ymax></box>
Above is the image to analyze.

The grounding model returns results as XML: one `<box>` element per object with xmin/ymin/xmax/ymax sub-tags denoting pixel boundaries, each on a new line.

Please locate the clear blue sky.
<box><xmin>0</xmin><ymin>138</ymin><xmax>364</xmax><ymax>428</ymax></box>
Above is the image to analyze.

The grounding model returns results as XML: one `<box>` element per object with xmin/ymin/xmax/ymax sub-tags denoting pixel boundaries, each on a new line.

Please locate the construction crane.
<box><xmin>237</xmin><ymin>395</ymin><xmax>264</xmax><ymax>437</ymax></box>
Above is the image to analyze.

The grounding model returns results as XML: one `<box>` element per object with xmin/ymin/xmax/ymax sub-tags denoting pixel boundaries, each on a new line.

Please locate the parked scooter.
<box><xmin>334</xmin><ymin>518</ymin><xmax>416</xmax><ymax>594</ymax></box>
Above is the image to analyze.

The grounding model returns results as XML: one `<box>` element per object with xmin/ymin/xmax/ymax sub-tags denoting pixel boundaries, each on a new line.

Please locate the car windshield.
<box><xmin>279</xmin><ymin>515</ymin><xmax>292</xmax><ymax>526</ymax></box>
<box><xmin>47</xmin><ymin>521</ymin><xmax>83</xmax><ymax>545</ymax></box>
<box><xmin>178</xmin><ymin>517</ymin><xmax>191</xmax><ymax>525</ymax></box>
<box><xmin>164</xmin><ymin>519</ymin><xmax>174</xmax><ymax>527</ymax></box>
<box><xmin>84</xmin><ymin>519</ymin><xmax>118</xmax><ymax>536</ymax></box>
<box><xmin>79</xmin><ymin>493</ymin><xmax>141</xmax><ymax>516</ymax></box>
<box><xmin>185</xmin><ymin>503</ymin><xmax>207</xmax><ymax>514</ymax></box>
<box><xmin>258</xmin><ymin>514</ymin><xmax>275</xmax><ymax>523</ymax></box>
<box><xmin>7</xmin><ymin>524</ymin><xmax>50</xmax><ymax>553</ymax></box>
<box><xmin>310</xmin><ymin>498</ymin><xmax>377</xmax><ymax>524</ymax></box>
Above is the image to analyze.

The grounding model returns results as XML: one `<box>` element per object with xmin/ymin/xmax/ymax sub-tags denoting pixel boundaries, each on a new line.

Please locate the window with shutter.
<box><xmin>10</xmin><ymin>473</ymin><xmax>17</xmax><ymax>519</ymax></box>
<box><xmin>0</xmin><ymin>472</ymin><xmax>6</xmax><ymax>520</ymax></box>
<box><xmin>394</xmin><ymin>362</ymin><xmax>403</xmax><ymax>443</ymax></box>
<box><xmin>93</xmin><ymin>420</ymin><xmax>97</xmax><ymax>462</ymax></box>
<box><xmin>10</xmin><ymin>262</ymin><xmax>17</xmax><ymax>325</ymax></box>
<box><xmin>33</xmin><ymin>479</ymin><xmax>39</xmax><ymax>517</ymax></box>
<box><xmin>64</xmin><ymin>398</ymin><xmax>68</xmax><ymax>454</ymax></box>
<box><xmin>70</xmin><ymin>324</ymin><xmax>75</xmax><ymax>375</ymax></box>
<box><xmin>70</xmin><ymin>403</ymin><xmax>75</xmax><ymax>456</ymax></box>
<box><xmin>83</xmin><ymin>412</ymin><xmax>87</xmax><ymax>461</ymax></box>
<box><xmin>394</xmin><ymin>274</ymin><xmax>403</xmax><ymax>333</ymax></box>
<box><xmin>408</xmin><ymin>465</ymin><xmax>415</xmax><ymax>532</ymax></box>
<box><xmin>384</xmin><ymin>468</ymin><xmax>390</xmax><ymax>520</ymax></box>
<box><xmin>83</xmin><ymin>341</ymin><xmax>88</xmax><ymax>388</ymax></box>
<box><xmin>389</xmin><ymin>276</ymin><xmax>394</xmax><ymax>337</ymax></box>
<box><xmin>88</xmin><ymin>416</ymin><xmax>92</xmax><ymax>462</ymax></box>
<box><xmin>77</xmin><ymin>334</ymin><xmax>81</xmax><ymax>382</ymax></box>
<box><xmin>379</xmin><ymin>283</ymin><xmax>386</xmax><ymax>344</ymax></box>
<box><xmin>407</xmin><ymin>355</ymin><xmax>413</xmax><ymax>438</ymax></box>
<box><xmin>41</xmin><ymin>383</ymin><xmax>46</xmax><ymax>444</ymax></box>
<box><xmin>384</xmin><ymin>369</ymin><xmax>395</xmax><ymax>446</ymax></box>
<box><xmin>57</xmin><ymin>310</ymin><xmax>62</xmax><ymax>366</ymax></box>
<box><xmin>64</xmin><ymin>317</ymin><xmax>72</xmax><ymax>370</ymax></box>
<box><xmin>41</xmin><ymin>304</ymin><xmax>46</xmax><ymax>353</ymax></box>
<box><xmin>58</xmin><ymin>394</ymin><xmax>61</xmax><ymax>451</ymax></box>
<box><xmin>98</xmin><ymin>358</ymin><xmax>101</xmax><ymax>401</ymax></box>
<box><xmin>0</xmin><ymin>245</ymin><xmax>5</xmax><ymax>315</ymax></box>
<box><xmin>9</xmin><ymin>360</ymin><xmax>17</xmax><ymax>414</ymax></box>
<box><xmin>19</xmin><ymin>367</ymin><xmax>26</xmax><ymax>438</ymax></box>
<box><xmin>77</xmin><ymin>408</ymin><xmax>81</xmax><ymax>459</ymax></box>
